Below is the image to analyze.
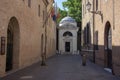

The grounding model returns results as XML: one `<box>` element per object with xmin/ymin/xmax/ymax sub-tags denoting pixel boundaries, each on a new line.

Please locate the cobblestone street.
<box><xmin>2</xmin><ymin>54</ymin><xmax>120</xmax><ymax>80</ymax></box>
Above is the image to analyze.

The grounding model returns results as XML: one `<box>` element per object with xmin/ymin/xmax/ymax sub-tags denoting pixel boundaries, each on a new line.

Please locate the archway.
<box><xmin>63</xmin><ymin>31</ymin><xmax>73</xmax><ymax>53</ymax></box>
<box><xmin>6</xmin><ymin>17</ymin><xmax>20</xmax><ymax>72</ymax></box>
<box><xmin>86</xmin><ymin>23</ymin><xmax>91</xmax><ymax>46</ymax></box>
<box><xmin>104</xmin><ymin>21</ymin><xmax>112</xmax><ymax>70</ymax></box>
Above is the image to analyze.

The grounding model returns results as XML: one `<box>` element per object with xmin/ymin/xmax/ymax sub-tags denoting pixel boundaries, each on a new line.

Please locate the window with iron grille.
<box><xmin>38</xmin><ymin>5</ymin><xmax>40</xmax><ymax>17</ymax></box>
<box><xmin>28</xmin><ymin>0</ymin><xmax>31</xmax><ymax>8</ymax></box>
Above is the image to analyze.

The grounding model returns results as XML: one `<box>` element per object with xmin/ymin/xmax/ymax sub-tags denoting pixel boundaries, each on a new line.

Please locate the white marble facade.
<box><xmin>58</xmin><ymin>16</ymin><xmax>79</xmax><ymax>54</ymax></box>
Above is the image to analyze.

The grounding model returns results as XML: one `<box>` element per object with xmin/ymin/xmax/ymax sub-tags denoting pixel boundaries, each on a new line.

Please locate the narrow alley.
<box><xmin>2</xmin><ymin>54</ymin><xmax>120</xmax><ymax>80</ymax></box>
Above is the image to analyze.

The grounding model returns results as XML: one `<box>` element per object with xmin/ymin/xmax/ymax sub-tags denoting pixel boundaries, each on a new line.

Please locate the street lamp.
<box><xmin>86</xmin><ymin>1</ymin><xmax>103</xmax><ymax>16</ymax></box>
<box><xmin>86</xmin><ymin>1</ymin><xmax>91</xmax><ymax>12</ymax></box>
<box><xmin>86</xmin><ymin>1</ymin><xmax>97</xmax><ymax>63</ymax></box>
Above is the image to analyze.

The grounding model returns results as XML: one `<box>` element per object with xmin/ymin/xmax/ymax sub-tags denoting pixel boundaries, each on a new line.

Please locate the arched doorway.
<box><xmin>6</xmin><ymin>17</ymin><xmax>20</xmax><ymax>72</ymax></box>
<box><xmin>104</xmin><ymin>21</ymin><xmax>112</xmax><ymax>70</ymax></box>
<box><xmin>63</xmin><ymin>31</ymin><xmax>73</xmax><ymax>53</ymax></box>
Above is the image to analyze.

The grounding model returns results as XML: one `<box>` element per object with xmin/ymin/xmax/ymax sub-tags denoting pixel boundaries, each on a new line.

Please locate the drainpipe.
<box><xmin>113</xmin><ymin>0</ymin><xmax>115</xmax><ymax>30</ymax></box>
<box><xmin>112</xmin><ymin>0</ymin><xmax>115</xmax><ymax>75</ymax></box>
<box><xmin>41</xmin><ymin>3</ymin><xmax>49</xmax><ymax>66</ymax></box>
<box><xmin>93</xmin><ymin>0</ymin><xmax>95</xmax><ymax>63</ymax></box>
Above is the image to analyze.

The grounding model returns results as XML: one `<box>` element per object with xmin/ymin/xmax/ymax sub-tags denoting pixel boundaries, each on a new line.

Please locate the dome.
<box><xmin>60</xmin><ymin>16</ymin><xmax>76</xmax><ymax>23</ymax></box>
<box><xmin>59</xmin><ymin>16</ymin><xmax>77</xmax><ymax>27</ymax></box>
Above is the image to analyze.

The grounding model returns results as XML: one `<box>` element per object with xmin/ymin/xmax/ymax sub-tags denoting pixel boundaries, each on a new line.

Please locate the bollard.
<box><xmin>82</xmin><ymin>54</ymin><xmax>86</xmax><ymax>66</ymax></box>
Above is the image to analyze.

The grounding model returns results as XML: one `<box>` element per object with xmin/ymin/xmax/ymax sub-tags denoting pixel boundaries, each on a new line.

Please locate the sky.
<box><xmin>54</xmin><ymin>0</ymin><xmax>67</xmax><ymax>10</ymax></box>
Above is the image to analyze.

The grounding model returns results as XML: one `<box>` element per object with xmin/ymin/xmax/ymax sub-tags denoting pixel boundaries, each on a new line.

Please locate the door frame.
<box><xmin>65</xmin><ymin>42</ymin><xmax>70</xmax><ymax>52</ymax></box>
<box><xmin>104</xmin><ymin>21</ymin><xmax>113</xmax><ymax>74</ymax></box>
<box><xmin>6</xmin><ymin>17</ymin><xmax>20</xmax><ymax>72</ymax></box>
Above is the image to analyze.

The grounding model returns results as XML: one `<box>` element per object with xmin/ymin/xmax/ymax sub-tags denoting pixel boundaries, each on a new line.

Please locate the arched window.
<box><xmin>63</xmin><ymin>31</ymin><xmax>73</xmax><ymax>36</ymax></box>
<box><xmin>38</xmin><ymin>5</ymin><xmax>40</xmax><ymax>17</ymax></box>
<box><xmin>28</xmin><ymin>0</ymin><xmax>31</xmax><ymax>8</ymax></box>
<box><xmin>83</xmin><ymin>23</ymin><xmax>91</xmax><ymax>45</ymax></box>
<box><xmin>96</xmin><ymin>0</ymin><xmax>98</xmax><ymax>11</ymax></box>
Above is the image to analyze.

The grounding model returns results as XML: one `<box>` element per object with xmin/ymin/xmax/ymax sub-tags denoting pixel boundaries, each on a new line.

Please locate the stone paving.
<box><xmin>2</xmin><ymin>54</ymin><xmax>120</xmax><ymax>80</ymax></box>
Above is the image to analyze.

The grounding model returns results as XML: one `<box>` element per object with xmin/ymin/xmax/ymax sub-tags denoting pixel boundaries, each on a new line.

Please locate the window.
<box><xmin>83</xmin><ymin>27</ymin><xmax>87</xmax><ymax>45</ymax></box>
<box><xmin>63</xmin><ymin>31</ymin><xmax>73</xmax><ymax>37</ymax></box>
<box><xmin>38</xmin><ymin>5</ymin><xmax>40</xmax><ymax>16</ymax></box>
<box><xmin>43</xmin><ymin>10</ymin><xmax>45</xmax><ymax>21</ymax></box>
<box><xmin>83</xmin><ymin>23</ymin><xmax>91</xmax><ymax>46</ymax></box>
<box><xmin>95</xmin><ymin>31</ymin><xmax>98</xmax><ymax>50</ymax></box>
<box><xmin>96</xmin><ymin>0</ymin><xmax>98</xmax><ymax>11</ymax></box>
<box><xmin>28</xmin><ymin>0</ymin><xmax>31</xmax><ymax>8</ymax></box>
<box><xmin>86</xmin><ymin>24</ymin><xmax>90</xmax><ymax>44</ymax></box>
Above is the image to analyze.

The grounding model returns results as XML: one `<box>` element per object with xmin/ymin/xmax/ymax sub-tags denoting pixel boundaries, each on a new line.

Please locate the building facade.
<box><xmin>82</xmin><ymin>0</ymin><xmax>94</xmax><ymax>61</ymax></box>
<box><xmin>46</xmin><ymin>0</ymin><xmax>56</xmax><ymax>58</ymax></box>
<box><xmin>58</xmin><ymin>16</ymin><xmax>79</xmax><ymax>54</ymax></box>
<box><xmin>0</xmin><ymin>0</ymin><xmax>56</xmax><ymax>77</ymax></box>
<box><xmin>82</xmin><ymin>0</ymin><xmax>120</xmax><ymax>76</ymax></box>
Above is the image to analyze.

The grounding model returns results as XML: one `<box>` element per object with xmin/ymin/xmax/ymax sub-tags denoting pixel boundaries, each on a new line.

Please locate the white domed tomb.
<box><xmin>58</xmin><ymin>16</ymin><xmax>79</xmax><ymax>54</ymax></box>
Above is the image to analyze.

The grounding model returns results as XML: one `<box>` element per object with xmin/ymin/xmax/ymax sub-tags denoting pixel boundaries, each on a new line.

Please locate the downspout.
<box><xmin>113</xmin><ymin>0</ymin><xmax>115</xmax><ymax>30</ymax></box>
<box><xmin>93</xmin><ymin>0</ymin><xmax>95</xmax><ymax>63</ymax></box>
<box><xmin>112</xmin><ymin>0</ymin><xmax>115</xmax><ymax>75</ymax></box>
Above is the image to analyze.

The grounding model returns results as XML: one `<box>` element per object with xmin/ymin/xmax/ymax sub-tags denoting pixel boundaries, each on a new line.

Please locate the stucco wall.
<box><xmin>82</xmin><ymin>0</ymin><xmax>120</xmax><ymax>75</ymax></box>
<box><xmin>0</xmin><ymin>0</ymin><xmax>56</xmax><ymax>77</ymax></box>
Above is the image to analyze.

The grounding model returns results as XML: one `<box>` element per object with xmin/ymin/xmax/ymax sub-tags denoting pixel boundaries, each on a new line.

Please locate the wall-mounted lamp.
<box><xmin>86</xmin><ymin>1</ymin><xmax>103</xmax><ymax>16</ymax></box>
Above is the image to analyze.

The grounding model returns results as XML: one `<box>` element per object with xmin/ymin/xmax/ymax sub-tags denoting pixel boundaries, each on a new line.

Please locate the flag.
<box><xmin>51</xmin><ymin>2</ymin><xmax>60</xmax><ymax>21</ymax></box>
<box><xmin>53</xmin><ymin>15</ymin><xmax>56</xmax><ymax>21</ymax></box>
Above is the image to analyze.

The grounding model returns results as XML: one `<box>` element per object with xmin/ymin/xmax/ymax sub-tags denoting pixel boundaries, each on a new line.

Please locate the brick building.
<box><xmin>82</xmin><ymin>0</ymin><xmax>120</xmax><ymax>76</ymax></box>
<box><xmin>0</xmin><ymin>0</ymin><xmax>56</xmax><ymax>77</ymax></box>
